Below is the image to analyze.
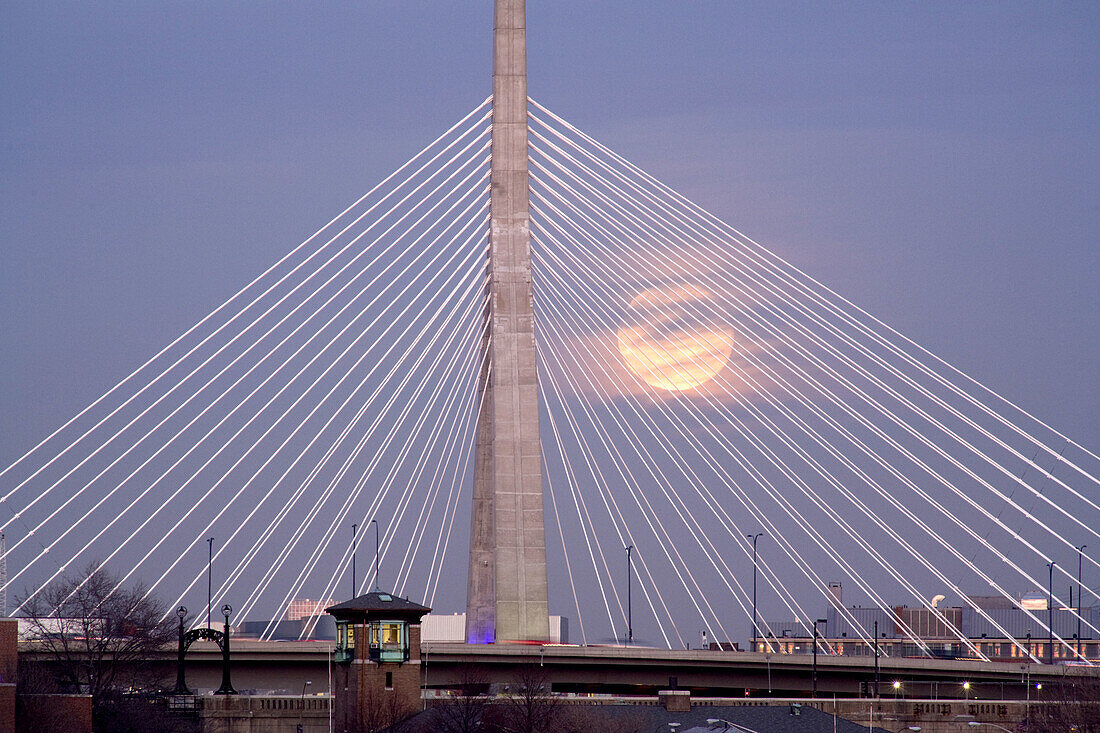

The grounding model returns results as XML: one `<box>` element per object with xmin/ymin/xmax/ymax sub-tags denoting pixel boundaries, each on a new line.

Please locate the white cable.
<box><xmin>529</xmin><ymin>100</ymin><xmax>1100</xmax><ymax>482</ymax></box>
<box><xmin>0</xmin><ymin>100</ymin><xmax>493</xmax><ymax>491</ymax></box>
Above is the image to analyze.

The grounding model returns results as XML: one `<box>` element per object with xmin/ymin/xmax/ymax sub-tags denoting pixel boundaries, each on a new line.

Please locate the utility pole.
<box><xmin>812</xmin><ymin>618</ymin><xmax>826</xmax><ymax>697</ymax></box>
<box><xmin>626</xmin><ymin>545</ymin><xmax>633</xmax><ymax>644</ymax></box>
<box><xmin>351</xmin><ymin>523</ymin><xmax>358</xmax><ymax>597</ymax></box>
<box><xmin>1078</xmin><ymin>545</ymin><xmax>1087</xmax><ymax>658</ymax></box>
<box><xmin>207</xmin><ymin>537</ymin><xmax>214</xmax><ymax>629</ymax></box>
<box><xmin>371</xmin><ymin>519</ymin><xmax>380</xmax><ymax>591</ymax></box>
<box><xmin>0</xmin><ymin>533</ymin><xmax>6</xmax><ymax>618</ymax></box>
<box><xmin>1048</xmin><ymin>561</ymin><xmax>1055</xmax><ymax>664</ymax></box>
<box><xmin>873</xmin><ymin>619</ymin><xmax>880</xmax><ymax>698</ymax></box>
<box><xmin>746</xmin><ymin>533</ymin><xmax>763</xmax><ymax>651</ymax></box>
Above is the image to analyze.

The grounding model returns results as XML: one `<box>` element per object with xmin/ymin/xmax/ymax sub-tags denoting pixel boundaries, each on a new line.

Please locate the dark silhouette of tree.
<box><xmin>481</xmin><ymin>664</ymin><xmax>561</xmax><ymax>733</ymax></box>
<box><xmin>17</xmin><ymin>562</ymin><xmax>181</xmax><ymax>732</ymax></box>
<box><xmin>361</xmin><ymin>685</ymin><xmax>418</xmax><ymax>733</ymax></box>
<box><xmin>429</xmin><ymin>666</ymin><xmax>491</xmax><ymax>733</ymax></box>
<box><xmin>1026</xmin><ymin>675</ymin><xmax>1100</xmax><ymax>732</ymax></box>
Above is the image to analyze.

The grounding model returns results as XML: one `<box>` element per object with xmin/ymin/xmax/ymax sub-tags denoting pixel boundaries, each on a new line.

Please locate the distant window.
<box><xmin>335</xmin><ymin>621</ymin><xmax>355</xmax><ymax>663</ymax></box>
<box><xmin>368</xmin><ymin>620</ymin><xmax>409</xmax><ymax>662</ymax></box>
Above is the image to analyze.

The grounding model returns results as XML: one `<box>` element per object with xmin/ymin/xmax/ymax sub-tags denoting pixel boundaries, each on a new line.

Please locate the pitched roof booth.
<box><xmin>326</xmin><ymin>592</ymin><xmax>431</xmax><ymax>732</ymax></box>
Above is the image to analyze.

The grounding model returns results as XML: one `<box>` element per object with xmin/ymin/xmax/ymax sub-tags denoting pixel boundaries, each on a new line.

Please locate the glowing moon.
<box><xmin>616</xmin><ymin>285</ymin><xmax>734</xmax><ymax>392</ymax></box>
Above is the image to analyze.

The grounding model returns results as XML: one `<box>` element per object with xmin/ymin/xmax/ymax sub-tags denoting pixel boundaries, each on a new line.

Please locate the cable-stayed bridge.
<box><xmin>2</xmin><ymin>2</ymin><xmax>1099</xmax><ymax>685</ymax></box>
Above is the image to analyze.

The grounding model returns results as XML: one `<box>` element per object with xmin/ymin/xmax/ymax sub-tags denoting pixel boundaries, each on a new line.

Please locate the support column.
<box><xmin>466</xmin><ymin>0</ymin><xmax>549</xmax><ymax>644</ymax></box>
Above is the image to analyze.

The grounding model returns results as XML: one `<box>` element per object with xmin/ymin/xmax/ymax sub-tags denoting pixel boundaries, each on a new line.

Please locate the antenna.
<box><xmin>0</xmin><ymin>533</ymin><xmax>7</xmax><ymax>617</ymax></box>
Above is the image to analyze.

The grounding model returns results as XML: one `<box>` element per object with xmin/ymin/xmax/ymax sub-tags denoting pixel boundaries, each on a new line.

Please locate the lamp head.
<box><xmin>221</xmin><ymin>603</ymin><xmax>232</xmax><ymax>619</ymax></box>
<box><xmin>176</xmin><ymin>606</ymin><xmax>187</xmax><ymax>619</ymax></box>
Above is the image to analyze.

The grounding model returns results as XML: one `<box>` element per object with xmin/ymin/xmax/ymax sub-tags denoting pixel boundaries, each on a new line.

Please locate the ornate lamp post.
<box><xmin>215</xmin><ymin>603</ymin><xmax>237</xmax><ymax>695</ymax></box>
<box><xmin>173</xmin><ymin>606</ymin><xmax>190</xmax><ymax>694</ymax></box>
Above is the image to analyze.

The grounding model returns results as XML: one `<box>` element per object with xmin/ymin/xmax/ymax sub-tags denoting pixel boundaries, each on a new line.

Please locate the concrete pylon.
<box><xmin>465</xmin><ymin>0</ymin><xmax>549</xmax><ymax>644</ymax></box>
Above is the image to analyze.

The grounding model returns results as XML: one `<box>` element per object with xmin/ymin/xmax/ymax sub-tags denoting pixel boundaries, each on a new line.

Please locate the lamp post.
<box><xmin>1077</xmin><ymin>544</ymin><xmax>1087</xmax><ymax>658</ymax></box>
<box><xmin>1047</xmin><ymin>561</ymin><xmax>1055</xmax><ymax>664</ymax></box>
<box><xmin>626</xmin><ymin>545</ymin><xmax>633</xmax><ymax>644</ymax></box>
<box><xmin>298</xmin><ymin>680</ymin><xmax>312</xmax><ymax>732</ymax></box>
<box><xmin>873</xmin><ymin>619</ymin><xmax>880</xmax><ymax>698</ymax></box>
<box><xmin>215</xmin><ymin>603</ymin><xmax>237</xmax><ymax>695</ymax></box>
<box><xmin>746</xmin><ymin>533</ymin><xmax>763</xmax><ymax>652</ymax></box>
<box><xmin>371</xmin><ymin>519</ymin><xmax>380</xmax><ymax>591</ymax></box>
<box><xmin>206</xmin><ymin>537</ymin><xmax>214</xmax><ymax>629</ymax></box>
<box><xmin>812</xmin><ymin>618</ymin><xmax>827</xmax><ymax>698</ymax></box>
<box><xmin>173</xmin><ymin>606</ymin><xmax>190</xmax><ymax>695</ymax></box>
<box><xmin>351</xmin><ymin>523</ymin><xmax>357</xmax><ymax>597</ymax></box>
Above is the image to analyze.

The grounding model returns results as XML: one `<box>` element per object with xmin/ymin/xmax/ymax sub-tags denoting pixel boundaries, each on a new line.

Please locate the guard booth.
<box><xmin>327</xmin><ymin>591</ymin><xmax>430</xmax><ymax>731</ymax></box>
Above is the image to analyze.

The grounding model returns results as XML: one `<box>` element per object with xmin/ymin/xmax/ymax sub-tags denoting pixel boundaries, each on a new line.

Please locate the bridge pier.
<box><xmin>466</xmin><ymin>0</ymin><xmax>550</xmax><ymax>645</ymax></box>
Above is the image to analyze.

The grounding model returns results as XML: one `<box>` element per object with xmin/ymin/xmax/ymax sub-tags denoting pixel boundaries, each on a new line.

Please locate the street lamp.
<box><xmin>1047</xmin><ymin>561</ymin><xmax>1055</xmax><ymax>664</ymax></box>
<box><xmin>206</xmin><ymin>537</ymin><xmax>215</xmax><ymax>629</ymax></box>
<box><xmin>626</xmin><ymin>545</ymin><xmax>633</xmax><ymax>644</ymax></box>
<box><xmin>1077</xmin><ymin>544</ymin><xmax>1087</xmax><ymax>658</ymax></box>
<box><xmin>173</xmin><ymin>606</ymin><xmax>189</xmax><ymax>695</ymax></box>
<box><xmin>371</xmin><ymin>518</ymin><xmax>380</xmax><ymax>591</ymax></box>
<box><xmin>298</xmin><ymin>680</ymin><xmax>312</xmax><ymax>732</ymax></box>
<box><xmin>873</xmin><ymin>619</ymin><xmax>880</xmax><ymax>698</ymax></box>
<box><xmin>746</xmin><ymin>533</ymin><xmax>763</xmax><ymax>651</ymax></box>
<box><xmin>962</xmin><ymin>681</ymin><xmax>971</xmax><ymax>700</ymax></box>
<box><xmin>812</xmin><ymin>618</ymin><xmax>827</xmax><ymax>698</ymax></box>
<box><xmin>351</xmin><ymin>523</ymin><xmax>357</xmax><ymax>597</ymax></box>
<box><xmin>892</xmin><ymin>680</ymin><xmax>901</xmax><ymax>699</ymax></box>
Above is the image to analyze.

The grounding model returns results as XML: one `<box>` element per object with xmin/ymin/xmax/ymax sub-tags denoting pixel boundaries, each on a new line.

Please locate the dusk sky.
<box><xmin>1</xmin><ymin>3</ymin><xmax>1097</xmax><ymax>633</ymax></box>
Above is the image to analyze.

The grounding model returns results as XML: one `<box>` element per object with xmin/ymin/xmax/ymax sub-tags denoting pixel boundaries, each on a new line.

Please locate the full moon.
<box><xmin>616</xmin><ymin>284</ymin><xmax>734</xmax><ymax>392</ymax></box>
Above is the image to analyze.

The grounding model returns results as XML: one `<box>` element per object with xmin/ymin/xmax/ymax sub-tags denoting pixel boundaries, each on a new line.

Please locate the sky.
<box><xmin>1</xmin><ymin>2</ymin><xmax>1097</xmax><ymax>635</ymax></box>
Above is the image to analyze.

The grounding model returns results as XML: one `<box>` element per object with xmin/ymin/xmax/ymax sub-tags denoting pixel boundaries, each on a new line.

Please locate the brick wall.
<box><xmin>332</xmin><ymin>622</ymin><xmax>423</xmax><ymax>733</ymax></box>
<box><xmin>16</xmin><ymin>694</ymin><xmax>92</xmax><ymax>733</ymax></box>
<box><xmin>0</xmin><ymin>620</ymin><xmax>17</xmax><ymax>686</ymax></box>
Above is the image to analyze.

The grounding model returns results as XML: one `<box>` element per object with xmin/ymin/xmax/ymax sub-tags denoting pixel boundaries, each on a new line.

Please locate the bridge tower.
<box><xmin>465</xmin><ymin>0</ymin><xmax>550</xmax><ymax>644</ymax></box>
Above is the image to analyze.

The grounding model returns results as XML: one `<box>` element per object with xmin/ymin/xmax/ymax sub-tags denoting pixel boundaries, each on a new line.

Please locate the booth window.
<box><xmin>335</xmin><ymin>621</ymin><xmax>355</xmax><ymax>663</ymax></box>
<box><xmin>368</xmin><ymin>620</ymin><xmax>409</xmax><ymax>662</ymax></box>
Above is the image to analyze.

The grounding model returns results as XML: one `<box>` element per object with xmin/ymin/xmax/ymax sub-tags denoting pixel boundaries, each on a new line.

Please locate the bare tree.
<box><xmin>482</xmin><ymin>664</ymin><xmax>561</xmax><ymax>733</ymax></box>
<box><xmin>427</xmin><ymin>666</ymin><xmax>491</xmax><ymax>733</ymax></box>
<box><xmin>359</xmin><ymin>685</ymin><xmax>419</xmax><ymax>733</ymax></box>
<box><xmin>1027</xmin><ymin>676</ymin><xmax>1100</xmax><ymax>733</ymax></box>
<box><xmin>17</xmin><ymin>562</ymin><xmax>179</xmax><ymax>731</ymax></box>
